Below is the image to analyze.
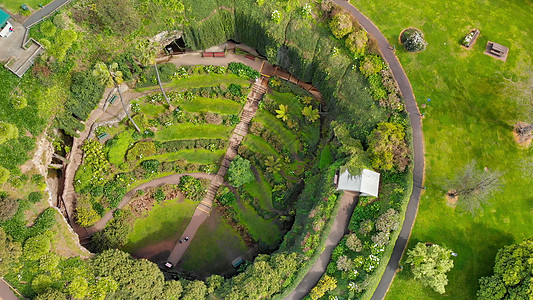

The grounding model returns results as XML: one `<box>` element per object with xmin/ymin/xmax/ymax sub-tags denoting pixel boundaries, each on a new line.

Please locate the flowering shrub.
<box><xmin>271</xmin><ymin>10</ymin><xmax>282</xmax><ymax>23</ymax></box>
<box><xmin>401</xmin><ymin>28</ymin><xmax>427</xmax><ymax>52</ymax></box>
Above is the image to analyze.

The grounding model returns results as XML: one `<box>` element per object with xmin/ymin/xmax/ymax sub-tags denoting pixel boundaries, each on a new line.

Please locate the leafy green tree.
<box><xmin>94</xmin><ymin>0</ymin><xmax>139</xmax><ymax>34</ymax></box>
<box><xmin>265</xmin><ymin>156</ymin><xmax>282</xmax><ymax>174</ymax></box>
<box><xmin>477</xmin><ymin>238</ymin><xmax>533</xmax><ymax>299</ymax></box>
<box><xmin>406</xmin><ymin>243</ymin><xmax>454</xmax><ymax>294</ymax></box>
<box><xmin>67</xmin><ymin>276</ymin><xmax>89</xmax><ymax>299</ymax></box>
<box><xmin>163</xmin><ymin>280</ymin><xmax>183</xmax><ymax>300</ymax></box>
<box><xmin>205</xmin><ymin>275</ymin><xmax>224</xmax><ymax>295</ymax></box>
<box><xmin>302</xmin><ymin>106</ymin><xmax>320</xmax><ymax>122</ymax></box>
<box><xmin>375</xmin><ymin>208</ymin><xmax>400</xmax><ymax>232</ymax></box>
<box><xmin>368</xmin><ymin>122</ymin><xmax>409</xmax><ymax>171</ymax></box>
<box><xmin>89</xmin><ymin>277</ymin><xmax>118</xmax><ymax>300</ymax></box>
<box><xmin>275</xmin><ymin>104</ymin><xmax>290</xmax><ymax>121</ymax></box>
<box><xmin>332</xmin><ymin>121</ymin><xmax>371</xmax><ymax>174</ymax></box>
<box><xmin>93</xmin><ymin>62</ymin><xmax>140</xmax><ymax>132</ymax></box>
<box><xmin>446</xmin><ymin>161</ymin><xmax>503</xmax><ymax>216</ymax></box>
<box><xmin>134</xmin><ymin>39</ymin><xmax>159</xmax><ymax>67</ymax></box>
<box><xmin>0</xmin><ymin>228</ymin><xmax>22</xmax><ymax>276</ymax></box>
<box><xmin>227</xmin><ymin>156</ymin><xmax>254</xmax><ymax>187</ymax></box>
<box><xmin>0</xmin><ymin>121</ymin><xmax>19</xmax><ymax>145</ymax></box>
<box><xmin>90</xmin><ymin>249</ymin><xmax>165</xmax><ymax>299</ymax></box>
<box><xmin>39</xmin><ymin>252</ymin><xmax>61</xmax><ymax>273</ymax></box>
<box><xmin>346</xmin><ymin>29</ymin><xmax>368</xmax><ymax>57</ymax></box>
<box><xmin>182</xmin><ymin>280</ymin><xmax>207</xmax><ymax>300</ymax></box>
<box><xmin>32</xmin><ymin>274</ymin><xmax>54</xmax><ymax>294</ymax></box>
<box><xmin>23</xmin><ymin>233</ymin><xmax>52</xmax><ymax>260</ymax></box>
<box><xmin>75</xmin><ymin>196</ymin><xmax>100</xmax><ymax>227</ymax></box>
<box><xmin>329</xmin><ymin>12</ymin><xmax>353</xmax><ymax>39</ymax></box>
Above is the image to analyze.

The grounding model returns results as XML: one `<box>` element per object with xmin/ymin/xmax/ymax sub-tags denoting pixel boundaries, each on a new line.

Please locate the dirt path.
<box><xmin>284</xmin><ymin>191</ymin><xmax>359</xmax><ymax>300</ymax></box>
<box><xmin>166</xmin><ymin>76</ymin><xmax>269</xmax><ymax>265</ymax></box>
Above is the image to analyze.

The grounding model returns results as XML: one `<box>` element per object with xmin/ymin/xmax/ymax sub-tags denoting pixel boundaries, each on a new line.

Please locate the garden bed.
<box><xmin>461</xmin><ymin>28</ymin><xmax>480</xmax><ymax>49</ymax></box>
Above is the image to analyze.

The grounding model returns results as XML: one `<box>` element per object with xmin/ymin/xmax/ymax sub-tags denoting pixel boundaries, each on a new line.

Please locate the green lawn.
<box><xmin>350</xmin><ymin>0</ymin><xmax>533</xmax><ymax>298</ymax></box>
<box><xmin>179</xmin><ymin>210</ymin><xmax>250</xmax><ymax>276</ymax></box>
<box><xmin>0</xmin><ymin>0</ymin><xmax>52</xmax><ymax>13</ymax></box>
<box><xmin>244</xmin><ymin>134</ymin><xmax>281</xmax><ymax>158</ymax></box>
<box><xmin>140</xmin><ymin>102</ymin><xmax>166</xmax><ymax>117</ymax></box>
<box><xmin>144</xmin><ymin>149</ymin><xmax>225</xmax><ymax>165</ymax></box>
<box><xmin>180</xmin><ymin>96</ymin><xmax>242</xmax><ymax>115</ymax></box>
<box><xmin>233</xmin><ymin>201</ymin><xmax>282</xmax><ymax>246</ymax></box>
<box><xmin>106</xmin><ymin>130</ymin><xmax>135</xmax><ymax>166</ymax></box>
<box><xmin>255</xmin><ymin>110</ymin><xmax>301</xmax><ymax>155</ymax></box>
<box><xmin>123</xmin><ymin>197</ymin><xmax>197</xmax><ymax>253</ymax></box>
<box><xmin>135</xmin><ymin>73</ymin><xmax>250</xmax><ymax>92</ymax></box>
<box><xmin>243</xmin><ymin>163</ymin><xmax>276</xmax><ymax>213</ymax></box>
<box><xmin>154</xmin><ymin>123</ymin><xmax>233</xmax><ymax>141</ymax></box>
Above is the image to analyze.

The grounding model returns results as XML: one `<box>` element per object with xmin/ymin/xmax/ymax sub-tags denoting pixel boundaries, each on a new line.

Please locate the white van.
<box><xmin>0</xmin><ymin>21</ymin><xmax>13</xmax><ymax>38</ymax></box>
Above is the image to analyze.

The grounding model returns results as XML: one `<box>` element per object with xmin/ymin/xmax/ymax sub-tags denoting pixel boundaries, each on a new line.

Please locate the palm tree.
<box><xmin>265</xmin><ymin>156</ymin><xmax>282</xmax><ymax>174</ymax></box>
<box><xmin>275</xmin><ymin>104</ymin><xmax>289</xmax><ymax>122</ymax></box>
<box><xmin>135</xmin><ymin>39</ymin><xmax>172</xmax><ymax>108</ymax></box>
<box><xmin>93</xmin><ymin>62</ymin><xmax>141</xmax><ymax>132</ymax></box>
<box><xmin>302</xmin><ymin>106</ymin><xmax>320</xmax><ymax>122</ymax></box>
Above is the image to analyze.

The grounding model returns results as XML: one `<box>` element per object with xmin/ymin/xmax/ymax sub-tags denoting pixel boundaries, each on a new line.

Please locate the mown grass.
<box><xmin>140</xmin><ymin>103</ymin><xmax>166</xmax><ymax>117</ymax></box>
<box><xmin>0</xmin><ymin>0</ymin><xmax>52</xmax><ymax>13</ymax></box>
<box><xmin>350</xmin><ymin>0</ymin><xmax>533</xmax><ymax>298</ymax></box>
<box><xmin>180</xmin><ymin>210</ymin><xmax>250</xmax><ymax>275</ymax></box>
<box><xmin>154</xmin><ymin>123</ymin><xmax>233</xmax><ymax>141</ymax></box>
<box><xmin>233</xmin><ymin>201</ymin><xmax>282</xmax><ymax>245</ymax></box>
<box><xmin>180</xmin><ymin>96</ymin><xmax>242</xmax><ymax>115</ymax></box>
<box><xmin>106</xmin><ymin>130</ymin><xmax>135</xmax><ymax>166</ymax></box>
<box><xmin>255</xmin><ymin>110</ymin><xmax>300</xmax><ymax>155</ymax></box>
<box><xmin>123</xmin><ymin>197</ymin><xmax>197</xmax><ymax>253</ymax></box>
<box><xmin>144</xmin><ymin>149</ymin><xmax>225</xmax><ymax>165</ymax></box>
<box><xmin>135</xmin><ymin>73</ymin><xmax>250</xmax><ymax>92</ymax></box>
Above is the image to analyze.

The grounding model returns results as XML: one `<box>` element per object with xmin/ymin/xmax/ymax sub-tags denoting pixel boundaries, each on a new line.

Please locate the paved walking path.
<box><xmin>84</xmin><ymin>172</ymin><xmax>216</xmax><ymax>236</ymax></box>
<box><xmin>0</xmin><ymin>278</ymin><xmax>20</xmax><ymax>300</ymax></box>
<box><xmin>166</xmin><ymin>76</ymin><xmax>269</xmax><ymax>265</ymax></box>
<box><xmin>23</xmin><ymin>0</ymin><xmax>70</xmax><ymax>27</ymax></box>
<box><xmin>284</xmin><ymin>191</ymin><xmax>359</xmax><ymax>300</ymax></box>
<box><xmin>329</xmin><ymin>1</ymin><xmax>425</xmax><ymax>300</ymax></box>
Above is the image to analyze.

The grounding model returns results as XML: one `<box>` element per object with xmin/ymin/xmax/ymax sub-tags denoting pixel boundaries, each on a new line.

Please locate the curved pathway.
<box><xmin>330</xmin><ymin>1</ymin><xmax>425</xmax><ymax>299</ymax></box>
<box><xmin>284</xmin><ymin>191</ymin><xmax>359</xmax><ymax>300</ymax></box>
<box><xmin>84</xmin><ymin>172</ymin><xmax>215</xmax><ymax>235</ymax></box>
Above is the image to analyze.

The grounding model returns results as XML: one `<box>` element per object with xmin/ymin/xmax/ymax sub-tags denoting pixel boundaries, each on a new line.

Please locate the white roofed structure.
<box><xmin>335</xmin><ymin>169</ymin><xmax>380</xmax><ymax>197</ymax></box>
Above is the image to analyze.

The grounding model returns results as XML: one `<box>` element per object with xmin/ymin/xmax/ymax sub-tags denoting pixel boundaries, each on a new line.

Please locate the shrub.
<box><xmin>0</xmin><ymin>121</ymin><xmax>19</xmax><ymax>145</ymax></box>
<box><xmin>346</xmin><ymin>29</ymin><xmax>368</xmax><ymax>57</ymax></box>
<box><xmin>310</xmin><ymin>275</ymin><xmax>337</xmax><ymax>300</ymax></box>
<box><xmin>126</xmin><ymin>141</ymin><xmax>156</xmax><ymax>162</ymax></box>
<box><xmin>371</xmin><ymin>231</ymin><xmax>390</xmax><ymax>246</ymax></box>
<box><xmin>227</xmin><ymin>156</ymin><xmax>254</xmax><ymax>187</ymax></box>
<box><xmin>216</xmin><ymin>187</ymin><xmax>236</xmax><ymax>206</ymax></box>
<box><xmin>368</xmin><ymin>122</ymin><xmax>409</xmax><ymax>171</ymax></box>
<box><xmin>329</xmin><ymin>12</ymin><xmax>353</xmax><ymax>39</ymax></box>
<box><xmin>178</xmin><ymin>176</ymin><xmax>206</xmax><ymax>201</ymax></box>
<box><xmin>401</xmin><ymin>28</ymin><xmax>428</xmax><ymax>52</ymax></box>
<box><xmin>28</xmin><ymin>191</ymin><xmax>43</xmax><ymax>203</ymax></box>
<box><xmin>228</xmin><ymin>84</ymin><xmax>243</xmax><ymax>97</ymax></box>
<box><xmin>336</xmin><ymin>255</ymin><xmax>353</xmax><ymax>271</ymax></box>
<box><xmin>141</xmin><ymin>159</ymin><xmax>160</xmax><ymax>175</ymax></box>
<box><xmin>153</xmin><ymin>188</ymin><xmax>165</xmax><ymax>202</ymax></box>
<box><xmin>359</xmin><ymin>55</ymin><xmax>385</xmax><ymax>78</ymax></box>
<box><xmin>375</xmin><ymin>208</ymin><xmax>400</xmax><ymax>232</ymax></box>
<box><xmin>23</xmin><ymin>233</ymin><xmax>52</xmax><ymax>260</ymax></box>
<box><xmin>346</xmin><ymin>234</ymin><xmax>363</xmax><ymax>252</ymax></box>
<box><xmin>358</xmin><ymin>219</ymin><xmax>374</xmax><ymax>236</ymax></box>
<box><xmin>228</xmin><ymin>62</ymin><xmax>260</xmax><ymax>79</ymax></box>
<box><xmin>76</xmin><ymin>196</ymin><xmax>100</xmax><ymax>227</ymax></box>
<box><xmin>0</xmin><ymin>166</ymin><xmax>10</xmax><ymax>184</ymax></box>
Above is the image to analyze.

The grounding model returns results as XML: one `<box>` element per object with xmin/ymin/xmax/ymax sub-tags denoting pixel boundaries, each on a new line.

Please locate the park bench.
<box><xmin>108</xmin><ymin>94</ymin><xmax>117</xmax><ymax>104</ymax></box>
<box><xmin>245</xmin><ymin>54</ymin><xmax>255</xmax><ymax>60</ymax></box>
<box><xmin>213</xmin><ymin>52</ymin><xmax>225</xmax><ymax>57</ymax></box>
<box><xmin>202</xmin><ymin>52</ymin><xmax>214</xmax><ymax>57</ymax></box>
<box><xmin>97</xmin><ymin>132</ymin><xmax>108</xmax><ymax>140</ymax></box>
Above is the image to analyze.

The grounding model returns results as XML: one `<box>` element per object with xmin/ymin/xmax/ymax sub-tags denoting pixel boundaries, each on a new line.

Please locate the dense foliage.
<box><xmin>227</xmin><ymin>155</ymin><xmax>255</xmax><ymax>187</ymax></box>
<box><xmin>400</xmin><ymin>28</ymin><xmax>428</xmax><ymax>52</ymax></box>
<box><xmin>477</xmin><ymin>238</ymin><xmax>533</xmax><ymax>300</ymax></box>
<box><xmin>406</xmin><ymin>243</ymin><xmax>454</xmax><ymax>294</ymax></box>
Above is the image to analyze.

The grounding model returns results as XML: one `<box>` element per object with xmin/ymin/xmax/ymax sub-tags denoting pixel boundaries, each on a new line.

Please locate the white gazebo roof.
<box><xmin>336</xmin><ymin>169</ymin><xmax>380</xmax><ymax>197</ymax></box>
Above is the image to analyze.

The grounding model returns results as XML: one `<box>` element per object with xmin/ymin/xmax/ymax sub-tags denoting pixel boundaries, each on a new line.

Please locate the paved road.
<box><xmin>330</xmin><ymin>1</ymin><xmax>425</xmax><ymax>299</ymax></box>
<box><xmin>0</xmin><ymin>278</ymin><xmax>19</xmax><ymax>300</ymax></box>
<box><xmin>23</xmin><ymin>0</ymin><xmax>70</xmax><ymax>27</ymax></box>
<box><xmin>284</xmin><ymin>191</ymin><xmax>359</xmax><ymax>300</ymax></box>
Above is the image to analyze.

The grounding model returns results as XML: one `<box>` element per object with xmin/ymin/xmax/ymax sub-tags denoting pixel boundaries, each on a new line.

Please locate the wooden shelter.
<box><xmin>484</xmin><ymin>41</ymin><xmax>509</xmax><ymax>62</ymax></box>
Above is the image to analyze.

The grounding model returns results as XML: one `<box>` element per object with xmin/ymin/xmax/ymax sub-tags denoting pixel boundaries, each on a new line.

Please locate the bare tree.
<box><xmin>499</xmin><ymin>69</ymin><xmax>533</xmax><ymax>144</ymax></box>
<box><xmin>446</xmin><ymin>161</ymin><xmax>503</xmax><ymax>216</ymax></box>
